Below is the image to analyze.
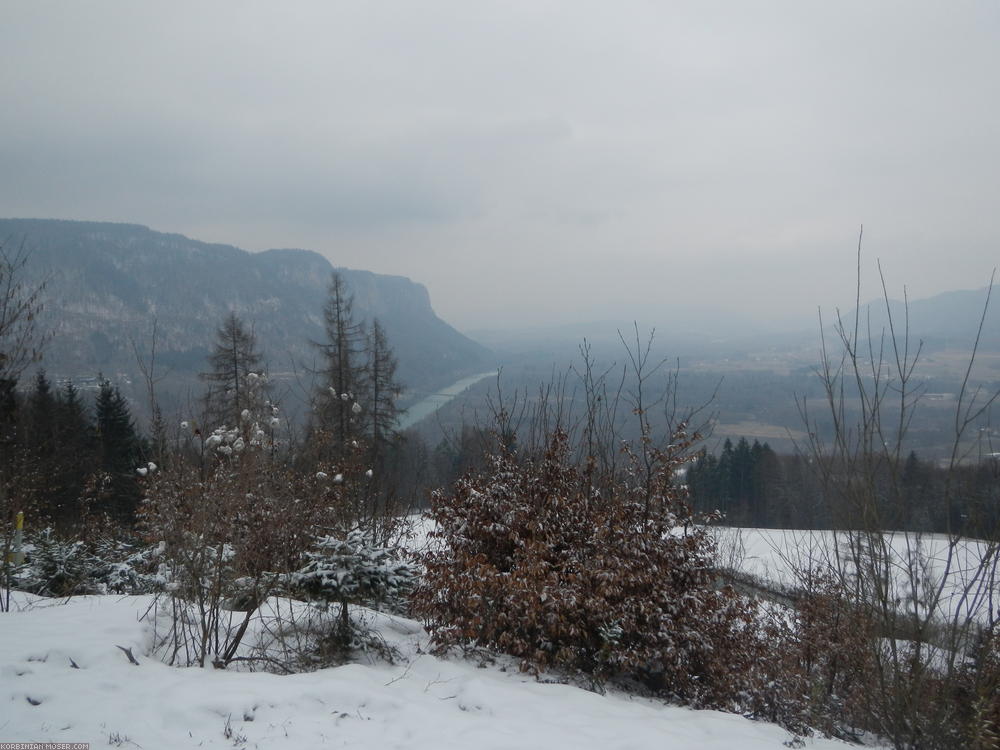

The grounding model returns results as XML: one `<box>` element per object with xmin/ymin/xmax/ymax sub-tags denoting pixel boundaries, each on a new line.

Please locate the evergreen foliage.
<box><xmin>94</xmin><ymin>378</ymin><xmax>144</xmax><ymax>523</ymax></box>
<box><xmin>687</xmin><ymin>440</ymin><xmax>1000</xmax><ymax>533</ymax></box>
<box><xmin>312</xmin><ymin>272</ymin><xmax>368</xmax><ymax>459</ymax></box>
<box><xmin>293</xmin><ymin>529</ymin><xmax>417</xmax><ymax>640</ymax></box>
<box><xmin>200</xmin><ymin>313</ymin><xmax>265</xmax><ymax>430</ymax></box>
<box><xmin>306</xmin><ymin>272</ymin><xmax>409</xmax><ymax>521</ymax></box>
<box><xmin>13</xmin><ymin>528</ymin><xmax>164</xmax><ymax>597</ymax></box>
<box><xmin>365</xmin><ymin>318</ymin><xmax>402</xmax><ymax>469</ymax></box>
<box><xmin>688</xmin><ymin>438</ymin><xmax>782</xmax><ymax>526</ymax></box>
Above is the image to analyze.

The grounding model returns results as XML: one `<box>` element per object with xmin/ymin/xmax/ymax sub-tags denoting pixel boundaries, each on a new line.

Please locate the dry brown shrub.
<box><xmin>415</xmin><ymin>429</ymin><xmax>762</xmax><ymax>708</ymax></box>
<box><xmin>140</xmin><ymin>428</ymin><xmax>345</xmax><ymax>668</ymax></box>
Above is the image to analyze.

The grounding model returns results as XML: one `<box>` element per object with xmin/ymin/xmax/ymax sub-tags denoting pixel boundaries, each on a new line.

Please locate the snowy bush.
<box><xmin>270</xmin><ymin>530</ymin><xmax>419</xmax><ymax>665</ymax></box>
<box><xmin>91</xmin><ymin>536</ymin><xmax>165</xmax><ymax>594</ymax></box>
<box><xmin>140</xmin><ymin>437</ymin><xmax>345</xmax><ymax>668</ymax></box>
<box><xmin>739</xmin><ymin>572</ymin><xmax>877</xmax><ymax>740</ymax></box>
<box><xmin>957</xmin><ymin>626</ymin><xmax>1000</xmax><ymax>750</ymax></box>
<box><xmin>14</xmin><ymin>528</ymin><xmax>101</xmax><ymax>597</ymax></box>
<box><xmin>14</xmin><ymin>529</ymin><xmax>164</xmax><ymax>597</ymax></box>
<box><xmin>293</xmin><ymin>529</ymin><xmax>417</xmax><ymax>615</ymax></box>
<box><xmin>415</xmin><ymin>430</ymin><xmax>762</xmax><ymax>708</ymax></box>
<box><xmin>247</xmin><ymin>596</ymin><xmax>406</xmax><ymax>672</ymax></box>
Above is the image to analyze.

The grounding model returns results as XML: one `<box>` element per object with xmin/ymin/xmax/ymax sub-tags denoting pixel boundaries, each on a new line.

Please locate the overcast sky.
<box><xmin>2</xmin><ymin>2</ymin><xmax>998</xmax><ymax>333</ymax></box>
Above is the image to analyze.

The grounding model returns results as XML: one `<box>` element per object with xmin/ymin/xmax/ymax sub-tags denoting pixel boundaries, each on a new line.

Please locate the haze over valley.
<box><xmin>4</xmin><ymin>217</ymin><xmax>997</xmax><ymax>461</ymax></box>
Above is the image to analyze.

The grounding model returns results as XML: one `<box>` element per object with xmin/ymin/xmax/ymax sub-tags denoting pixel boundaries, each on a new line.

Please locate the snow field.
<box><xmin>0</xmin><ymin>592</ymin><xmax>860</xmax><ymax>749</ymax></box>
<box><xmin>712</xmin><ymin>526</ymin><xmax>1000</xmax><ymax>625</ymax></box>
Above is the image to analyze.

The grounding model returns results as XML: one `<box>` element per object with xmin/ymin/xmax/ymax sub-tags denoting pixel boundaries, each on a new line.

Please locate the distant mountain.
<box><xmin>854</xmin><ymin>285</ymin><xmax>1000</xmax><ymax>351</ymax></box>
<box><xmin>0</xmin><ymin>219</ymin><xmax>493</xmax><ymax>417</ymax></box>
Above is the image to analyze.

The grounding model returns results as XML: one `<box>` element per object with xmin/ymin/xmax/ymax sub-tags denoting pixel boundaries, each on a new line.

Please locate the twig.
<box><xmin>115</xmin><ymin>645</ymin><xmax>140</xmax><ymax>665</ymax></box>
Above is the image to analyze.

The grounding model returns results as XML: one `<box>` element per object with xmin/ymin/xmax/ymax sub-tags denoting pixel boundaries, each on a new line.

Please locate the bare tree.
<box><xmin>131</xmin><ymin>318</ymin><xmax>171</xmax><ymax>466</ymax></box>
<box><xmin>796</xmin><ymin>228</ymin><xmax>1000</xmax><ymax>748</ymax></box>
<box><xmin>1</xmin><ymin>240</ymin><xmax>48</xmax><ymax>612</ymax></box>
<box><xmin>0</xmin><ymin>240</ymin><xmax>48</xmax><ymax>387</ymax></box>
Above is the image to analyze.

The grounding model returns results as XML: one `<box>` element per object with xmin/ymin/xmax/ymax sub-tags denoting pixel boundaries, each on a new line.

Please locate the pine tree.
<box><xmin>365</xmin><ymin>318</ymin><xmax>402</xmax><ymax>469</ymax></box>
<box><xmin>51</xmin><ymin>382</ymin><xmax>94</xmax><ymax>526</ymax></box>
<box><xmin>717</xmin><ymin>438</ymin><xmax>735</xmax><ymax>518</ymax></box>
<box><xmin>901</xmin><ymin>450</ymin><xmax>931</xmax><ymax>530</ymax></box>
<box><xmin>200</xmin><ymin>313</ymin><xmax>265</xmax><ymax>430</ymax></box>
<box><xmin>93</xmin><ymin>379</ymin><xmax>143</xmax><ymax>523</ymax></box>
<box><xmin>312</xmin><ymin>272</ymin><xmax>367</xmax><ymax>459</ymax></box>
<box><xmin>750</xmin><ymin>441</ymin><xmax>783</xmax><ymax>527</ymax></box>
<box><xmin>26</xmin><ymin>369</ymin><xmax>56</xmax><ymax>458</ymax></box>
<box><xmin>13</xmin><ymin>371</ymin><xmax>59</xmax><ymax>522</ymax></box>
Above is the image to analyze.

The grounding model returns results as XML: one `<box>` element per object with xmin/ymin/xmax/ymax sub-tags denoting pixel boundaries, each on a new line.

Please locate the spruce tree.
<box><xmin>51</xmin><ymin>382</ymin><xmax>94</xmax><ymax>526</ymax></box>
<box><xmin>717</xmin><ymin>438</ymin><xmax>735</xmax><ymax>518</ymax></box>
<box><xmin>13</xmin><ymin>371</ymin><xmax>58</xmax><ymax>522</ymax></box>
<box><xmin>312</xmin><ymin>272</ymin><xmax>367</xmax><ymax>459</ymax></box>
<box><xmin>94</xmin><ymin>379</ymin><xmax>143</xmax><ymax>523</ymax></box>
<box><xmin>200</xmin><ymin>313</ymin><xmax>265</xmax><ymax>430</ymax></box>
<box><xmin>365</xmin><ymin>318</ymin><xmax>402</xmax><ymax>469</ymax></box>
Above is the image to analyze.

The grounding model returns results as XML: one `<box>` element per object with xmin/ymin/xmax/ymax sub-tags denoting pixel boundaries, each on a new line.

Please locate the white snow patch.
<box><xmin>0</xmin><ymin>592</ymin><xmax>862</xmax><ymax>749</ymax></box>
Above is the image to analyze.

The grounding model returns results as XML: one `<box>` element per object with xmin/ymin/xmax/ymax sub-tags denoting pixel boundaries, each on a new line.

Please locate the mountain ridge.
<box><xmin>855</xmin><ymin>283</ymin><xmax>999</xmax><ymax>350</ymax></box>
<box><xmin>1</xmin><ymin>218</ymin><xmax>493</xmax><ymax>418</ymax></box>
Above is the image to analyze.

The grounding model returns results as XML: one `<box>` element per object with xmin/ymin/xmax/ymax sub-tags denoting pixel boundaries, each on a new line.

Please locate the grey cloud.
<box><xmin>2</xmin><ymin>1</ymin><xmax>998</xmax><ymax>331</ymax></box>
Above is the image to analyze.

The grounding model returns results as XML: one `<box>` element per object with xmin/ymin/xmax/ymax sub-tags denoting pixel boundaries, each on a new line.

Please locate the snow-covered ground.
<box><xmin>711</xmin><ymin>527</ymin><xmax>1000</xmax><ymax>625</ymax></box>
<box><xmin>0</xmin><ymin>592</ymin><xmax>859</xmax><ymax>749</ymax></box>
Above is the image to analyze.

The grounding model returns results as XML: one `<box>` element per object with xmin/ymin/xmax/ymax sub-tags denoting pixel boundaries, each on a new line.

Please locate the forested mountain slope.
<box><xmin>1</xmin><ymin>218</ymin><xmax>492</xmax><ymax>410</ymax></box>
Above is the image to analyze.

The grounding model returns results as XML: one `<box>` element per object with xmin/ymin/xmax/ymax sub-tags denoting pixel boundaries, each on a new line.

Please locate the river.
<box><xmin>397</xmin><ymin>371</ymin><xmax>498</xmax><ymax>430</ymax></box>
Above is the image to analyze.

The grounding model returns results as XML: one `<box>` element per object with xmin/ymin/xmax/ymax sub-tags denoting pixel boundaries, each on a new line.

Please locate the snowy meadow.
<box><xmin>1</xmin><ymin>589</ymin><xmax>858</xmax><ymax>750</ymax></box>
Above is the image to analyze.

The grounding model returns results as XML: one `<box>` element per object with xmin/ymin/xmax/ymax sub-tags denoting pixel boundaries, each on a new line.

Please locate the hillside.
<box><xmin>855</xmin><ymin>284</ymin><xmax>1000</xmax><ymax>351</ymax></box>
<box><xmin>0</xmin><ymin>591</ymin><xmax>856</xmax><ymax>749</ymax></box>
<box><xmin>1</xmin><ymin>219</ymin><xmax>492</xmax><ymax>414</ymax></box>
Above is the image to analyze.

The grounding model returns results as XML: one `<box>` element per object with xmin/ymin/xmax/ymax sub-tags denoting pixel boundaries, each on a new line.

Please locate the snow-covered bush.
<box><xmin>250</xmin><ymin>533</ymin><xmax>417</xmax><ymax>670</ymax></box>
<box><xmin>13</xmin><ymin>530</ymin><xmax>164</xmax><ymax>597</ymax></box>
<box><xmin>415</xmin><ymin>430</ymin><xmax>761</xmax><ymax>708</ymax></box>
<box><xmin>957</xmin><ymin>626</ymin><xmax>1000</xmax><ymax>750</ymax></box>
<box><xmin>246</xmin><ymin>596</ymin><xmax>403</xmax><ymax>672</ymax></box>
<box><xmin>293</xmin><ymin>529</ymin><xmax>417</xmax><ymax>627</ymax></box>
<box><xmin>91</xmin><ymin>536</ymin><xmax>165</xmax><ymax>595</ymax></box>
<box><xmin>14</xmin><ymin>528</ymin><xmax>100</xmax><ymax>597</ymax></box>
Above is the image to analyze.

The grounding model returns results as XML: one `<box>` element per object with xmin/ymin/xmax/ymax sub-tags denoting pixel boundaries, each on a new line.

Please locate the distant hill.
<box><xmin>0</xmin><ymin>219</ymin><xmax>493</xmax><ymax>418</ymax></box>
<box><xmin>854</xmin><ymin>285</ymin><xmax>1000</xmax><ymax>351</ymax></box>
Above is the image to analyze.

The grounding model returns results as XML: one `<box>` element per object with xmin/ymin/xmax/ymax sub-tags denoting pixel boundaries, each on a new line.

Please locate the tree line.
<box><xmin>686</xmin><ymin>437</ymin><xmax>999</xmax><ymax>534</ymax></box>
<box><xmin>0</xmin><ymin>267</ymin><xmax>431</xmax><ymax>536</ymax></box>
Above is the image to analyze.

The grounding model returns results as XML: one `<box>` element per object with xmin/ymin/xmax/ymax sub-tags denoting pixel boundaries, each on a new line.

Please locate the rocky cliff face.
<box><xmin>1</xmin><ymin>219</ymin><xmax>492</xmax><ymax>412</ymax></box>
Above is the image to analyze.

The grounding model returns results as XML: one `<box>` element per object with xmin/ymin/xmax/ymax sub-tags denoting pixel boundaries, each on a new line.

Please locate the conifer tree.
<box><xmin>93</xmin><ymin>378</ymin><xmax>143</xmax><ymax>523</ymax></box>
<box><xmin>26</xmin><ymin>369</ymin><xmax>56</xmax><ymax>458</ymax></box>
<box><xmin>312</xmin><ymin>272</ymin><xmax>367</xmax><ymax>459</ymax></box>
<box><xmin>717</xmin><ymin>438</ymin><xmax>735</xmax><ymax>517</ymax></box>
<box><xmin>51</xmin><ymin>382</ymin><xmax>94</xmax><ymax>526</ymax></box>
<box><xmin>200</xmin><ymin>313</ymin><xmax>265</xmax><ymax>430</ymax></box>
<box><xmin>27</xmin><ymin>375</ymin><xmax>94</xmax><ymax>526</ymax></box>
<box><xmin>0</xmin><ymin>372</ymin><xmax>56</xmax><ymax>528</ymax></box>
<box><xmin>365</xmin><ymin>318</ymin><xmax>402</xmax><ymax>469</ymax></box>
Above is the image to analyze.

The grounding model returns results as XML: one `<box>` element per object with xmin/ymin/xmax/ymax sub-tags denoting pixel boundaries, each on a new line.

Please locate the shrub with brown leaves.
<box><xmin>414</xmin><ymin>430</ymin><xmax>760</xmax><ymax>708</ymax></box>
